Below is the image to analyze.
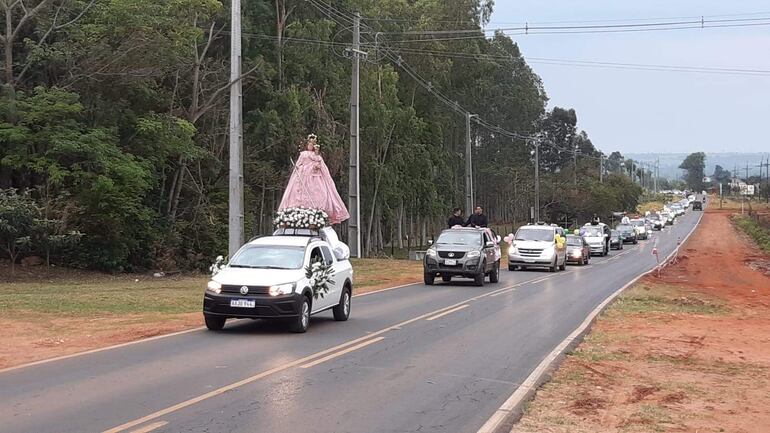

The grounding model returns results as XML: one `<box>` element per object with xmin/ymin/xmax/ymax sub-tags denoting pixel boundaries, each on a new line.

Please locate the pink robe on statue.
<box><xmin>279</xmin><ymin>151</ymin><xmax>350</xmax><ymax>224</ymax></box>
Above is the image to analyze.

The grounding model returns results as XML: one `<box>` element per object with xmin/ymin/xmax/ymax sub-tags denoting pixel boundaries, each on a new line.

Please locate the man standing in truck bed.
<box><xmin>465</xmin><ymin>206</ymin><xmax>488</xmax><ymax>228</ymax></box>
<box><xmin>447</xmin><ymin>207</ymin><xmax>465</xmax><ymax>228</ymax></box>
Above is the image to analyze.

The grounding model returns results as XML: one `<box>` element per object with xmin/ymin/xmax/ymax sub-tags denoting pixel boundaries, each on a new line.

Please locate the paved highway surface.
<box><xmin>0</xmin><ymin>209</ymin><xmax>702</xmax><ymax>433</ymax></box>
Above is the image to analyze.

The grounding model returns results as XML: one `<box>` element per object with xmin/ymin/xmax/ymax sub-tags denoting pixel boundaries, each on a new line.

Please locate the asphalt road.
<box><xmin>0</xmin><ymin>209</ymin><xmax>702</xmax><ymax>433</ymax></box>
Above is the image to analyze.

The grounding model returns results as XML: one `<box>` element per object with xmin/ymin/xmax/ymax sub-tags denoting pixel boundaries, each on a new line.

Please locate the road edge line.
<box><xmin>476</xmin><ymin>211</ymin><xmax>704</xmax><ymax>433</ymax></box>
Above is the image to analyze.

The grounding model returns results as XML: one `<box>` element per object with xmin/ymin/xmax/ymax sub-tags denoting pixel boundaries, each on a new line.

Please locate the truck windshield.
<box><xmin>617</xmin><ymin>224</ymin><xmax>633</xmax><ymax>231</ymax></box>
<box><xmin>436</xmin><ymin>232</ymin><xmax>482</xmax><ymax>246</ymax></box>
<box><xmin>229</xmin><ymin>245</ymin><xmax>305</xmax><ymax>270</ymax></box>
<box><xmin>583</xmin><ymin>226</ymin><xmax>603</xmax><ymax>237</ymax></box>
<box><xmin>515</xmin><ymin>228</ymin><xmax>554</xmax><ymax>242</ymax></box>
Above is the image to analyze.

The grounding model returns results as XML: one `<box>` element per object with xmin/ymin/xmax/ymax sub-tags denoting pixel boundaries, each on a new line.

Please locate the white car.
<box><xmin>582</xmin><ymin>222</ymin><xmax>611</xmax><ymax>256</ymax></box>
<box><xmin>203</xmin><ymin>228</ymin><xmax>353</xmax><ymax>333</ymax></box>
<box><xmin>629</xmin><ymin>218</ymin><xmax>649</xmax><ymax>240</ymax></box>
<box><xmin>508</xmin><ymin>223</ymin><xmax>568</xmax><ymax>272</ymax></box>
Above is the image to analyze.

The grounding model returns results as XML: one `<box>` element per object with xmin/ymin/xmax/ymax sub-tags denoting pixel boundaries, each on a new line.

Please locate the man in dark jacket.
<box><xmin>447</xmin><ymin>208</ymin><xmax>464</xmax><ymax>227</ymax></box>
<box><xmin>465</xmin><ymin>206</ymin><xmax>488</xmax><ymax>228</ymax></box>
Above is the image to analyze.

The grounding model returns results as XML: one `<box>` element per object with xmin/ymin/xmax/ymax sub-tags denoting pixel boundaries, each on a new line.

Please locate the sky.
<box><xmin>487</xmin><ymin>0</ymin><xmax>770</xmax><ymax>155</ymax></box>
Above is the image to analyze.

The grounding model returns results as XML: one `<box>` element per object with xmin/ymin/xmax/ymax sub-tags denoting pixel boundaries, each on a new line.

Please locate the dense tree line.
<box><xmin>1</xmin><ymin>0</ymin><xmax>642</xmax><ymax>271</ymax></box>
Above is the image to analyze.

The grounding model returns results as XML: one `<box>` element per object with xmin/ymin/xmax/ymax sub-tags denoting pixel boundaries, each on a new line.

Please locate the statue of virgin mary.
<box><xmin>278</xmin><ymin>134</ymin><xmax>350</xmax><ymax>225</ymax></box>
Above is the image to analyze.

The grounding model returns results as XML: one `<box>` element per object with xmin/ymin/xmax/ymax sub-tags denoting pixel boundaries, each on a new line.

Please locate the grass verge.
<box><xmin>732</xmin><ymin>214</ymin><xmax>770</xmax><ymax>253</ymax></box>
<box><xmin>0</xmin><ymin>258</ymin><xmax>422</xmax><ymax>318</ymax></box>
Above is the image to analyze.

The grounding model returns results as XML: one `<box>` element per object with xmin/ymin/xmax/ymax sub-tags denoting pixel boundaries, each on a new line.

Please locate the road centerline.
<box><xmin>299</xmin><ymin>337</ymin><xmax>385</xmax><ymax>369</ymax></box>
<box><xmin>425</xmin><ymin>304</ymin><xmax>469</xmax><ymax>321</ymax></box>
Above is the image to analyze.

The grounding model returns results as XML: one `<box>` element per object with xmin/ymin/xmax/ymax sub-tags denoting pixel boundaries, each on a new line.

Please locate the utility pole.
<box><xmin>535</xmin><ymin>140</ymin><xmax>540</xmax><ymax>222</ymax></box>
<box><xmin>465</xmin><ymin>112</ymin><xmax>477</xmax><ymax>214</ymax></box>
<box><xmin>228</xmin><ymin>0</ymin><xmax>244</xmax><ymax>258</ymax></box>
<box><xmin>573</xmin><ymin>142</ymin><xmax>578</xmax><ymax>189</ymax></box>
<box><xmin>347</xmin><ymin>12</ymin><xmax>365</xmax><ymax>258</ymax></box>
<box><xmin>599</xmin><ymin>154</ymin><xmax>604</xmax><ymax>183</ymax></box>
<box><xmin>765</xmin><ymin>155</ymin><xmax>770</xmax><ymax>203</ymax></box>
<box><xmin>758</xmin><ymin>156</ymin><xmax>769</xmax><ymax>203</ymax></box>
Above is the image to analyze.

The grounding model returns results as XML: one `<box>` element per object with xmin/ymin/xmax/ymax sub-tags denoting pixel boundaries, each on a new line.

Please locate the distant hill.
<box><xmin>625</xmin><ymin>152</ymin><xmax>768</xmax><ymax>180</ymax></box>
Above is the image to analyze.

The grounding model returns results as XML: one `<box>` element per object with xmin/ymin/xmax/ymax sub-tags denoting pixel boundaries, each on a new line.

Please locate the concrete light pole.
<box><xmin>228</xmin><ymin>0</ymin><xmax>244</xmax><ymax>258</ymax></box>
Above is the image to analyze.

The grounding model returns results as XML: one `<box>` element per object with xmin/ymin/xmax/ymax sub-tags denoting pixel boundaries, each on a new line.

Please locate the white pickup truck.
<box><xmin>203</xmin><ymin>228</ymin><xmax>353</xmax><ymax>333</ymax></box>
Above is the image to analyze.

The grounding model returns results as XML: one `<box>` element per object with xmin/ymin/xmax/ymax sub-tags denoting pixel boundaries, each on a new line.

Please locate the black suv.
<box><xmin>424</xmin><ymin>227</ymin><xmax>500</xmax><ymax>286</ymax></box>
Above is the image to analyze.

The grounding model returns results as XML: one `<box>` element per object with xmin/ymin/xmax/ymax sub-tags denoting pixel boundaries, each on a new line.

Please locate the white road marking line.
<box><xmin>128</xmin><ymin>421</ymin><xmax>168</xmax><ymax>433</ymax></box>
<box><xmin>299</xmin><ymin>337</ymin><xmax>385</xmax><ymax>369</ymax></box>
<box><xmin>354</xmin><ymin>281</ymin><xmax>420</xmax><ymax>297</ymax></box>
<box><xmin>425</xmin><ymin>304</ymin><xmax>469</xmax><ymax>321</ymax></box>
<box><xmin>476</xmin><ymin>212</ymin><xmax>704</xmax><ymax>433</ymax></box>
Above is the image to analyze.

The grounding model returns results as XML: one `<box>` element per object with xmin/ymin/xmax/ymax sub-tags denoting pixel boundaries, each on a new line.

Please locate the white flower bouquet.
<box><xmin>305</xmin><ymin>258</ymin><xmax>335</xmax><ymax>299</ymax></box>
<box><xmin>274</xmin><ymin>207</ymin><xmax>330</xmax><ymax>229</ymax></box>
<box><xmin>209</xmin><ymin>255</ymin><xmax>227</xmax><ymax>276</ymax></box>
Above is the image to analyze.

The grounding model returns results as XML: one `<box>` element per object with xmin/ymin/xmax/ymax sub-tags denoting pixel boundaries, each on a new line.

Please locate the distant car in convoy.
<box><xmin>660</xmin><ymin>211</ymin><xmax>674</xmax><ymax>225</ymax></box>
<box><xmin>203</xmin><ymin>229</ymin><xmax>353</xmax><ymax>333</ymax></box>
<box><xmin>692</xmin><ymin>200</ymin><xmax>703</xmax><ymax>211</ymax></box>
<box><xmin>629</xmin><ymin>218</ymin><xmax>649</xmax><ymax>240</ymax></box>
<box><xmin>610</xmin><ymin>230</ymin><xmax>623</xmax><ymax>250</ymax></box>
<box><xmin>669</xmin><ymin>203</ymin><xmax>684</xmax><ymax>217</ymax></box>
<box><xmin>565</xmin><ymin>234</ymin><xmax>590</xmax><ymax>266</ymax></box>
<box><xmin>582</xmin><ymin>222</ymin><xmax>611</xmax><ymax>256</ymax></box>
<box><xmin>616</xmin><ymin>223</ymin><xmax>638</xmax><ymax>244</ymax></box>
<box><xmin>647</xmin><ymin>214</ymin><xmax>664</xmax><ymax>231</ymax></box>
<box><xmin>508</xmin><ymin>223</ymin><xmax>567</xmax><ymax>272</ymax></box>
<box><xmin>424</xmin><ymin>227</ymin><xmax>500</xmax><ymax>286</ymax></box>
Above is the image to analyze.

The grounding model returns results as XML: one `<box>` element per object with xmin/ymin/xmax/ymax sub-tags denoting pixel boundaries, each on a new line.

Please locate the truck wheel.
<box><xmin>424</xmin><ymin>273</ymin><xmax>435</xmax><ymax>286</ymax></box>
<box><xmin>508</xmin><ymin>265</ymin><xmax>516</xmax><ymax>271</ymax></box>
<box><xmin>489</xmin><ymin>261</ymin><xmax>500</xmax><ymax>283</ymax></box>
<box><xmin>474</xmin><ymin>271</ymin><xmax>485</xmax><ymax>286</ymax></box>
<box><xmin>332</xmin><ymin>287</ymin><xmax>351</xmax><ymax>321</ymax></box>
<box><xmin>559</xmin><ymin>257</ymin><xmax>566</xmax><ymax>271</ymax></box>
<box><xmin>204</xmin><ymin>314</ymin><xmax>226</xmax><ymax>331</ymax></box>
<box><xmin>289</xmin><ymin>296</ymin><xmax>311</xmax><ymax>333</ymax></box>
<box><xmin>549</xmin><ymin>258</ymin><xmax>557</xmax><ymax>273</ymax></box>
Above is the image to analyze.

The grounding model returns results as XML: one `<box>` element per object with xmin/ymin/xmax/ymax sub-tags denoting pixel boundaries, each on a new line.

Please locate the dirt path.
<box><xmin>512</xmin><ymin>208</ymin><xmax>770</xmax><ymax>433</ymax></box>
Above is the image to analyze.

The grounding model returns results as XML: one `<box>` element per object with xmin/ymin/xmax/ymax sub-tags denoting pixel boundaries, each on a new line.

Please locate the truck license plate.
<box><xmin>444</xmin><ymin>259</ymin><xmax>457</xmax><ymax>266</ymax></box>
<box><xmin>230</xmin><ymin>299</ymin><xmax>255</xmax><ymax>308</ymax></box>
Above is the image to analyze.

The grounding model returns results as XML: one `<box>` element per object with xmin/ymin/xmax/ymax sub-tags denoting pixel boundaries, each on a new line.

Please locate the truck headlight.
<box><xmin>269</xmin><ymin>283</ymin><xmax>295</xmax><ymax>297</ymax></box>
<box><xmin>509</xmin><ymin>247</ymin><xmax>518</xmax><ymax>255</ymax></box>
<box><xmin>466</xmin><ymin>250</ymin><xmax>481</xmax><ymax>258</ymax></box>
<box><xmin>571</xmin><ymin>250</ymin><xmax>582</xmax><ymax>257</ymax></box>
<box><xmin>427</xmin><ymin>248</ymin><xmax>437</xmax><ymax>258</ymax></box>
<box><xmin>206</xmin><ymin>281</ymin><xmax>222</xmax><ymax>294</ymax></box>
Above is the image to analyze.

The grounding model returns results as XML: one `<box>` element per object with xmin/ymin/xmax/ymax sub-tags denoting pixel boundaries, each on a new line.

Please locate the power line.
<box><xmin>364</xmin><ymin>10</ymin><xmax>770</xmax><ymax>26</ymax></box>
<box><xmin>376</xmin><ymin>16</ymin><xmax>770</xmax><ymax>35</ymax></box>
<box><xmin>304</xmin><ymin>1</ymin><xmax>624</xmax><ymax>161</ymax></box>
<box><xmin>379</xmin><ymin>46</ymin><xmax>770</xmax><ymax>76</ymax></box>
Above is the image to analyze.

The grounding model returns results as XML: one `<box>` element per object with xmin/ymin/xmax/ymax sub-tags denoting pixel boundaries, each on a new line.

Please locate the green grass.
<box><xmin>0</xmin><ymin>259</ymin><xmax>422</xmax><ymax>318</ymax></box>
<box><xmin>0</xmin><ymin>278</ymin><xmax>206</xmax><ymax>316</ymax></box>
<box><xmin>733</xmin><ymin>215</ymin><xmax>770</xmax><ymax>253</ymax></box>
<box><xmin>608</xmin><ymin>284</ymin><xmax>729</xmax><ymax>316</ymax></box>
